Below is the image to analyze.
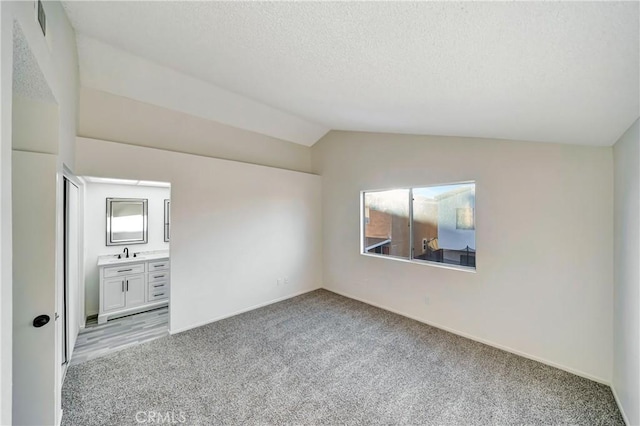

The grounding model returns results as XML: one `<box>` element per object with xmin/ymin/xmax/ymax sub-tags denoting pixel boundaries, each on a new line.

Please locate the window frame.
<box><xmin>360</xmin><ymin>181</ymin><xmax>476</xmax><ymax>272</ymax></box>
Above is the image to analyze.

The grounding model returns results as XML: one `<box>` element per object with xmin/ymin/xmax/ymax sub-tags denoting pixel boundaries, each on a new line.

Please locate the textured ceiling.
<box><xmin>13</xmin><ymin>21</ymin><xmax>55</xmax><ymax>103</ymax></box>
<box><xmin>63</xmin><ymin>1</ymin><xmax>639</xmax><ymax>146</ymax></box>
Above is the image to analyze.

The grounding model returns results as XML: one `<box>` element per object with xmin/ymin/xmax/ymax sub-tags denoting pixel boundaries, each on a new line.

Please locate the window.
<box><xmin>362</xmin><ymin>182</ymin><xmax>476</xmax><ymax>269</ymax></box>
<box><xmin>363</xmin><ymin>189</ymin><xmax>410</xmax><ymax>258</ymax></box>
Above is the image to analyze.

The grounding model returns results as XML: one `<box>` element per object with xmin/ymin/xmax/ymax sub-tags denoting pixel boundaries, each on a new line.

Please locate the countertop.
<box><xmin>97</xmin><ymin>250</ymin><xmax>170</xmax><ymax>267</ymax></box>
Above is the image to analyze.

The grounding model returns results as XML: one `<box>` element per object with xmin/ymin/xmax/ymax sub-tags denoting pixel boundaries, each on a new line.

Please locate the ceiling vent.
<box><xmin>36</xmin><ymin>0</ymin><xmax>46</xmax><ymax>37</ymax></box>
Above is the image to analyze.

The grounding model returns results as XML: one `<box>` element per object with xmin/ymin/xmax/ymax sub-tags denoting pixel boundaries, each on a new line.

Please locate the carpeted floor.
<box><xmin>61</xmin><ymin>289</ymin><xmax>623</xmax><ymax>425</ymax></box>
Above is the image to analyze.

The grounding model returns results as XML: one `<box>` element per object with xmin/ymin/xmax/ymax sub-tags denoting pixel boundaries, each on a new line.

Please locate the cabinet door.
<box><xmin>103</xmin><ymin>277</ymin><xmax>125</xmax><ymax>311</ymax></box>
<box><xmin>125</xmin><ymin>274</ymin><xmax>146</xmax><ymax>307</ymax></box>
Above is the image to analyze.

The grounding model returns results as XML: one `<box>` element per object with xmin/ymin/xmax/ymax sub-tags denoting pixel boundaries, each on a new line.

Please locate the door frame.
<box><xmin>61</xmin><ymin>170</ymin><xmax>82</xmax><ymax>375</ymax></box>
<box><xmin>63</xmin><ymin>167</ymin><xmax>84</xmax><ymax>329</ymax></box>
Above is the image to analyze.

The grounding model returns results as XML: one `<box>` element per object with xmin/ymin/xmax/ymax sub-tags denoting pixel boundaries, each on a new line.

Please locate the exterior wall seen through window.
<box><xmin>363</xmin><ymin>182</ymin><xmax>475</xmax><ymax>269</ymax></box>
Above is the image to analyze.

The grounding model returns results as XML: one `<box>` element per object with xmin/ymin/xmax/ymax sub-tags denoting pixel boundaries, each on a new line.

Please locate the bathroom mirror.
<box><xmin>164</xmin><ymin>199</ymin><xmax>170</xmax><ymax>242</ymax></box>
<box><xmin>106</xmin><ymin>198</ymin><xmax>148</xmax><ymax>246</ymax></box>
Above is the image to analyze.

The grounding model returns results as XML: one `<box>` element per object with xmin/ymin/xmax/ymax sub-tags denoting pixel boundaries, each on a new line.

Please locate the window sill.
<box><xmin>360</xmin><ymin>252</ymin><xmax>477</xmax><ymax>273</ymax></box>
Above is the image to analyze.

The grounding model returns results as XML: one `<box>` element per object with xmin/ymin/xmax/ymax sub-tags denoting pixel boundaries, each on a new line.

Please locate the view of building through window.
<box><xmin>363</xmin><ymin>189</ymin><xmax>410</xmax><ymax>258</ymax></box>
<box><xmin>363</xmin><ymin>182</ymin><xmax>476</xmax><ymax>269</ymax></box>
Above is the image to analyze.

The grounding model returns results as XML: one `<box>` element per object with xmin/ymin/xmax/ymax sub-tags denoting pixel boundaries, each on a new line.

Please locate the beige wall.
<box><xmin>79</xmin><ymin>87</ymin><xmax>313</xmax><ymax>173</ymax></box>
<box><xmin>312</xmin><ymin>130</ymin><xmax>614</xmax><ymax>383</ymax></box>
<box><xmin>612</xmin><ymin>118</ymin><xmax>639</xmax><ymax>425</ymax></box>
<box><xmin>12</xmin><ymin>96</ymin><xmax>58</xmax><ymax>154</ymax></box>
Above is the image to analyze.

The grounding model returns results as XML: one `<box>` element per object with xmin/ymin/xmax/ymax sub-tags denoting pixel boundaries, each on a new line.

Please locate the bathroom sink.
<box><xmin>112</xmin><ymin>253</ymin><xmax>146</xmax><ymax>260</ymax></box>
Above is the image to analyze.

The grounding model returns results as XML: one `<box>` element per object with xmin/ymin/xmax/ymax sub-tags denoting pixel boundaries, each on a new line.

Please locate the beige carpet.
<box><xmin>62</xmin><ymin>289</ymin><xmax>623</xmax><ymax>425</ymax></box>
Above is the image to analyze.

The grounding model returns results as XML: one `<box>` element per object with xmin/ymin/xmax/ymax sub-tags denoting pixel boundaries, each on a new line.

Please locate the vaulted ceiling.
<box><xmin>63</xmin><ymin>1</ymin><xmax>639</xmax><ymax>147</ymax></box>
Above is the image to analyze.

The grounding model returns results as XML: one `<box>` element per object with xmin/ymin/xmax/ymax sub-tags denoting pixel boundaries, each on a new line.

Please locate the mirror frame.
<box><xmin>164</xmin><ymin>199</ymin><xmax>170</xmax><ymax>242</ymax></box>
<box><xmin>106</xmin><ymin>198</ymin><xmax>148</xmax><ymax>246</ymax></box>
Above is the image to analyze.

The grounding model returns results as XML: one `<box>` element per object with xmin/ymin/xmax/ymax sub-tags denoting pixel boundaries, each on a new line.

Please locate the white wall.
<box><xmin>612</xmin><ymin>118</ymin><xmax>640</xmax><ymax>425</ymax></box>
<box><xmin>76</xmin><ymin>137</ymin><xmax>322</xmax><ymax>334</ymax></box>
<box><xmin>312</xmin><ymin>131</ymin><xmax>613</xmax><ymax>383</ymax></box>
<box><xmin>79</xmin><ymin>87</ymin><xmax>314</xmax><ymax>174</ymax></box>
<box><xmin>83</xmin><ymin>182</ymin><xmax>170</xmax><ymax>316</ymax></box>
<box><xmin>1</xmin><ymin>2</ymin><xmax>79</xmax><ymax>424</ymax></box>
<box><xmin>0</xmin><ymin>7</ymin><xmax>9</xmax><ymax>423</ymax></box>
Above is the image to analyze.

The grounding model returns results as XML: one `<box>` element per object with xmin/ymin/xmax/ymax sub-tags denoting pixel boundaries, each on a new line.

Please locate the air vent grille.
<box><xmin>37</xmin><ymin>0</ymin><xmax>46</xmax><ymax>37</ymax></box>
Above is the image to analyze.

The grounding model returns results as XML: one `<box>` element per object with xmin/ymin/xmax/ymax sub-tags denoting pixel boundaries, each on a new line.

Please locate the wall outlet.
<box><xmin>276</xmin><ymin>278</ymin><xmax>281</xmax><ymax>286</ymax></box>
<box><xmin>284</xmin><ymin>277</ymin><xmax>289</xmax><ymax>285</ymax></box>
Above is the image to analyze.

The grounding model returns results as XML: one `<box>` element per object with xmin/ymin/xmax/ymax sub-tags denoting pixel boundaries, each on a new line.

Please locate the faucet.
<box><xmin>123</xmin><ymin>247</ymin><xmax>129</xmax><ymax>258</ymax></box>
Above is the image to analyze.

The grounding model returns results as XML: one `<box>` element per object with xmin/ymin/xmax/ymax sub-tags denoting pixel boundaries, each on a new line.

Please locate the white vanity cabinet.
<box><xmin>103</xmin><ymin>277</ymin><xmax>126</xmax><ymax>311</ymax></box>
<box><xmin>98</xmin><ymin>255</ymin><xmax>170</xmax><ymax>324</ymax></box>
<box><xmin>147</xmin><ymin>260</ymin><xmax>170</xmax><ymax>302</ymax></box>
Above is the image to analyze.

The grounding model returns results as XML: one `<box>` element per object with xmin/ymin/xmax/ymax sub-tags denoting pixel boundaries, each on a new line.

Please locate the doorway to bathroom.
<box><xmin>69</xmin><ymin>176</ymin><xmax>171</xmax><ymax>366</ymax></box>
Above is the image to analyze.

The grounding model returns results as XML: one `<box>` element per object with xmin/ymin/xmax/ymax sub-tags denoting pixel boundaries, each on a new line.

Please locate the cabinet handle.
<box><xmin>126</xmin><ymin>280</ymin><xmax>129</xmax><ymax>292</ymax></box>
<box><xmin>155</xmin><ymin>293</ymin><xmax>165</xmax><ymax>297</ymax></box>
<box><xmin>117</xmin><ymin>268</ymin><xmax>132</xmax><ymax>273</ymax></box>
<box><xmin>153</xmin><ymin>284</ymin><xmax>163</xmax><ymax>288</ymax></box>
<box><xmin>153</xmin><ymin>275</ymin><xmax>165</xmax><ymax>279</ymax></box>
<box><xmin>153</xmin><ymin>264</ymin><xmax>163</xmax><ymax>268</ymax></box>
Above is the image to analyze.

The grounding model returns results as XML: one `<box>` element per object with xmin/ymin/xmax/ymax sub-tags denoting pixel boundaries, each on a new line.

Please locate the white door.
<box><xmin>125</xmin><ymin>274</ymin><xmax>146</xmax><ymax>307</ymax></box>
<box><xmin>103</xmin><ymin>277</ymin><xmax>126</xmax><ymax>311</ymax></box>
<box><xmin>12</xmin><ymin>151</ymin><xmax>58</xmax><ymax>426</ymax></box>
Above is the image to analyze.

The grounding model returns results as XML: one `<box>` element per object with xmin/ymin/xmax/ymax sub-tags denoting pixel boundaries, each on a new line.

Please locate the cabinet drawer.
<box><xmin>148</xmin><ymin>259</ymin><xmax>169</xmax><ymax>271</ymax></box>
<box><xmin>148</xmin><ymin>281</ymin><xmax>168</xmax><ymax>293</ymax></box>
<box><xmin>148</xmin><ymin>288</ymin><xmax>169</xmax><ymax>301</ymax></box>
<box><xmin>104</xmin><ymin>263</ymin><xmax>145</xmax><ymax>278</ymax></box>
<box><xmin>148</xmin><ymin>271</ymin><xmax>169</xmax><ymax>283</ymax></box>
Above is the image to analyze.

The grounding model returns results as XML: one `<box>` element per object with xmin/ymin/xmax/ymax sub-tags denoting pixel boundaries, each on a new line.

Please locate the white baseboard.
<box><xmin>325</xmin><ymin>287</ymin><xmax>611</xmax><ymax>386</ymax></box>
<box><xmin>98</xmin><ymin>300</ymin><xmax>168</xmax><ymax>325</ymax></box>
<box><xmin>169</xmin><ymin>287</ymin><xmax>321</xmax><ymax>335</ymax></box>
<box><xmin>611</xmin><ymin>384</ymin><xmax>630</xmax><ymax>426</ymax></box>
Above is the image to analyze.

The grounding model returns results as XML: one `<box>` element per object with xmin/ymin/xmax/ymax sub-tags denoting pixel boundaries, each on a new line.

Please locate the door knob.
<box><xmin>33</xmin><ymin>314</ymin><xmax>50</xmax><ymax>328</ymax></box>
